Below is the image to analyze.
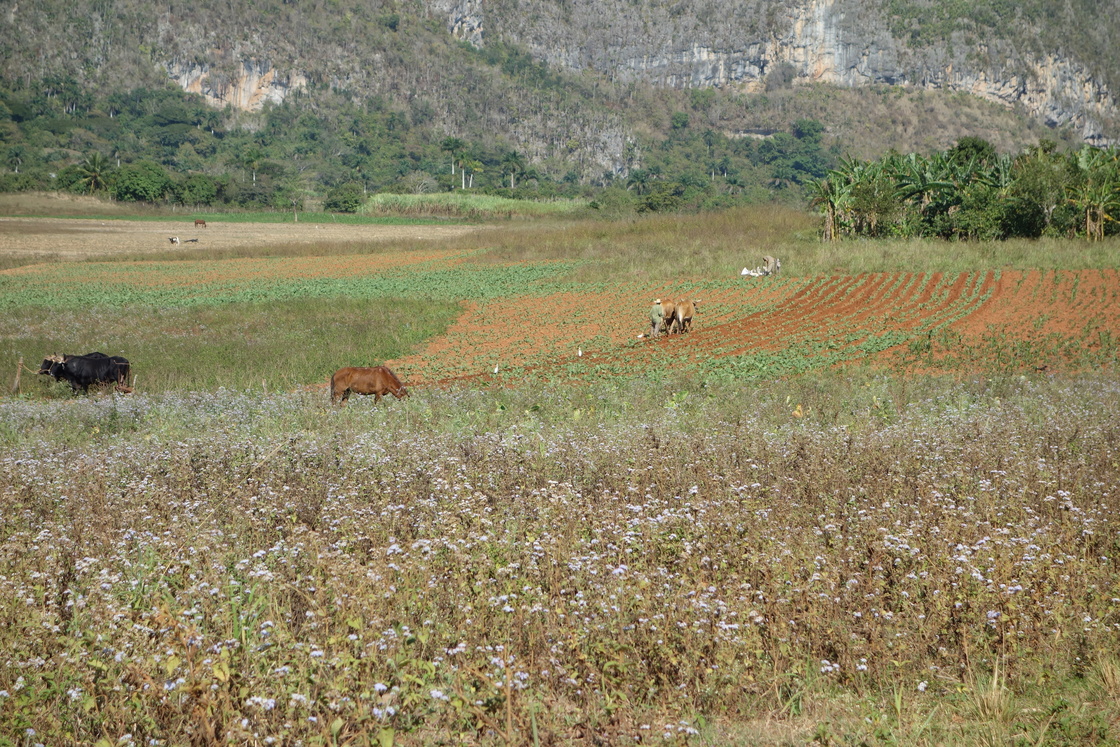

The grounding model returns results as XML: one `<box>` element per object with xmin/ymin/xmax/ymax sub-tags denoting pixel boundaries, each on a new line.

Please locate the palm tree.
<box><xmin>238</xmin><ymin>147</ymin><xmax>264</xmax><ymax>184</ymax></box>
<box><xmin>5</xmin><ymin>145</ymin><xmax>26</xmax><ymax>174</ymax></box>
<box><xmin>626</xmin><ymin>168</ymin><xmax>652</xmax><ymax>195</ymax></box>
<box><xmin>440</xmin><ymin>137</ymin><xmax>465</xmax><ymax>176</ymax></box>
<box><xmin>501</xmin><ymin>150</ymin><xmax>526</xmax><ymax>189</ymax></box>
<box><xmin>76</xmin><ymin>152</ymin><xmax>111</xmax><ymax>194</ymax></box>
<box><xmin>461</xmin><ymin>158</ymin><xmax>483</xmax><ymax>189</ymax></box>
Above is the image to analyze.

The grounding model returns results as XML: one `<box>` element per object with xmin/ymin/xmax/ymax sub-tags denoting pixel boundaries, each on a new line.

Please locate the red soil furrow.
<box><xmin>390</xmin><ymin>269</ymin><xmax>1120</xmax><ymax>384</ymax></box>
<box><xmin>898</xmin><ymin>271</ymin><xmax>982</xmax><ymax>329</ymax></box>
<box><xmin>710</xmin><ymin>276</ymin><xmax>868</xmax><ymax>346</ymax></box>
<box><xmin>598</xmin><ymin>271</ymin><xmax>993</xmax><ymax>373</ymax></box>
<box><xmin>809</xmin><ymin>272</ymin><xmax>896</xmax><ymax>322</ymax></box>
<box><xmin>607</xmin><ymin>273</ymin><xmax>920</xmax><ymax>368</ymax></box>
<box><xmin>403</xmin><ymin>277</ymin><xmax>827</xmax><ymax>381</ymax></box>
<box><xmin>674</xmin><ymin>280</ymin><xmax>812</xmax><ymax>327</ymax></box>
<box><xmin>709</xmin><ymin>272</ymin><xmax>933</xmax><ymax>359</ymax></box>
<box><xmin>953</xmin><ymin>269</ymin><xmax>1120</xmax><ymax>345</ymax></box>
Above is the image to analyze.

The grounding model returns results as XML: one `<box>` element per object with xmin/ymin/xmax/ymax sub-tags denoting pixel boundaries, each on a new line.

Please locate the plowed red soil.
<box><xmin>389</xmin><ymin>269</ymin><xmax>1119</xmax><ymax>384</ymax></box>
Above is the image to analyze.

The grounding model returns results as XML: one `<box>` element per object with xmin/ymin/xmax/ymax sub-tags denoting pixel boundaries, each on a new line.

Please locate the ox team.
<box><xmin>38</xmin><ymin>352</ymin><xmax>131</xmax><ymax>394</ymax></box>
<box><xmin>646</xmin><ymin>298</ymin><xmax>700</xmax><ymax>338</ymax></box>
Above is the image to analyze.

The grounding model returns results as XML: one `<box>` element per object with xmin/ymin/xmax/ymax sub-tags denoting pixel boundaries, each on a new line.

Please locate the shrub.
<box><xmin>323</xmin><ymin>182</ymin><xmax>366</xmax><ymax>213</ymax></box>
<box><xmin>112</xmin><ymin>160</ymin><xmax>171</xmax><ymax>202</ymax></box>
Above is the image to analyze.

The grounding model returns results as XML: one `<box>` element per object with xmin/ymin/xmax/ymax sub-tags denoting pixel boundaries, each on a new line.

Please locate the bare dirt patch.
<box><xmin>0</xmin><ymin>217</ymin><xmax>481</xmax><ymax>260</ymax></box>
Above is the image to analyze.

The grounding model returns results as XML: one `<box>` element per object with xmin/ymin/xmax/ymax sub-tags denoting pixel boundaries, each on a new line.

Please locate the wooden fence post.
<box><xmin>12</xmin><ymin>356</ymin><xmax>22</xmax><ymax>394</ymax></box>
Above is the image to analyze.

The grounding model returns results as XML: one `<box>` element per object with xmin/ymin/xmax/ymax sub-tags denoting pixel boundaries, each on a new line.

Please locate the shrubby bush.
<box><xmin>323</xmin><ymin>181</ymin><xmax>366</xmax><ymax>212</ymax></box>
<box><xmin>112</xmin><ymin>160</ymin><xmax>171</xmax><ymax>202</ymax></box>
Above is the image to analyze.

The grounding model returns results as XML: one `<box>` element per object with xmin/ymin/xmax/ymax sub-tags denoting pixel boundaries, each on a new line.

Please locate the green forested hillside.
<box><xmin>0</xmin><ymin>0</ymin><xmax>1110</xmax><ymax>214</ymax></box>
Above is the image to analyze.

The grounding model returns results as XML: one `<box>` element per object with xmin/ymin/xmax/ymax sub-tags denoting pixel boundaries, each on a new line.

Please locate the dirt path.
<box><xmin>0</xmin><ymin>217</ymin><xmax>481</xmax><ymax>260</ymax></box>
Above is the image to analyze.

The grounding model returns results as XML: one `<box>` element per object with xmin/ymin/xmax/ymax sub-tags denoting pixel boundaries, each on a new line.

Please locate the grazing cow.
<box><xmin>330</xmin><ymin>366</ymin><xmax>409</xmax><ymax>406</ymax></box>
<box><xmin>39</xmin><ymin>352</ymin><xmax>131</xmax><ymax>394</ymax></box>
<box><xmin>194</xmin><ymin>219</ymin><xmax>207</xmax><ymax>228</ymax></box>
<box><xmin>673</xmin><ymin>299</ymin><xmax>700</xmax><ymax>334</ymax></box>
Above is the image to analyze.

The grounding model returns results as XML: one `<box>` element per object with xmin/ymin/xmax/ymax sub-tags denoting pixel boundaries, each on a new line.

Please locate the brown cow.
<box><xmin>673</xmin><ymin>299</ymin><xmax>700</xmax><ymax>334</ymax></box>
<box><xmin>194</xmin><ymin>219</ymin><xmax>207</xmax><ymax>228</ymax></box>
<box><xmin>330</xmin><ymin>366</ymin><xmax>410</xmax><ymax>406</ymax></box>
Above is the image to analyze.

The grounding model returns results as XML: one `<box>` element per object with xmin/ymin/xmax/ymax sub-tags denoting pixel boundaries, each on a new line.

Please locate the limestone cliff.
<box><xmin>426</xmin><ymin>0</ymin><xmax>1118</xmax><ymax>145</ymax></box>
<box><xmin>164</xmin><ymin>57</ymin><xmax>307</xmax><ymax>112</ymax></box>
<box><xmin>1</xmin><ymin>0</ymin><xmax>1115</xmax><ymax>158</ymax></box>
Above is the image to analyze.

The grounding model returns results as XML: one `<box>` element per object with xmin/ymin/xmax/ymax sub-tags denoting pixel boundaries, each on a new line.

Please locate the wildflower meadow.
<box><xmin>1</xmin><ymin>374</ymin><xmax>1118</xmax><ymax>745</ymax></box>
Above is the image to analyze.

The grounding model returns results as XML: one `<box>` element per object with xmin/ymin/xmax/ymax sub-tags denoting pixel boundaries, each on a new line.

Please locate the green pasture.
<box><xmin>0</xmin><ymin>259</ymin><xmax>582</xmax><ymax>310</ymax></box>
<box><xmin>5</xmin><ymin>297</ymin><xmax>461</xmax><ymax>394</ymax></box>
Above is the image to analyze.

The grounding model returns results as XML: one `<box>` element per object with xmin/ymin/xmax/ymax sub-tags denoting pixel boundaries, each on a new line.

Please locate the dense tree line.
<box><xmin>4</xmin><ymin>75</ymin><xmax>1114</xmax><ymax>234</ymax></box>
<box><xmin>0</xmin><ymin>81</ymin><xmax>836</xmax><ymax>213</ymax></box>
<box><xmin>809</xmin><ymin>137</ymin><xmax>1120</xmax><ymax>240</ymax></box>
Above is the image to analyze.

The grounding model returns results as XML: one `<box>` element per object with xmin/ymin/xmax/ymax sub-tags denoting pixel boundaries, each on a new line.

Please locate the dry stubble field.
<box><xmin>0</xmin><ymin>217</ymin><xmax>479</xmax><ymax>260</ymax></box>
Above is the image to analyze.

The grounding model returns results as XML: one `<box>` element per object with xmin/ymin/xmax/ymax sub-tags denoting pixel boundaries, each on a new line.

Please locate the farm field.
<box><xmin>0</xmin><ymin>216</ymin><xmax>482</xmax><ymax>261</ymax></box>
<box><xmin>1</xmin><ymin>212</ymin><xmax>1119</xmax><ymax>745</ymax></box>
<box><xmin>4</xmin><ymin>244</ymin><xmax>1117</xmax><ymax>388</ymax></box>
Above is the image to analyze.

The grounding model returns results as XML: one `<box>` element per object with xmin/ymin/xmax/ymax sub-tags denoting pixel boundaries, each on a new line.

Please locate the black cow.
<box><xmin>39</xmin><ymin>352</ymin><xmax>131</xmax><ymax>393</ymax></box>
<box><xmin>38</xmin><ymin>351</ymin><xmax>111</xmax><ymax>377</ymax></box>
<box><xmin>39</xmin><ymin>351</ymin><xmax>104</xmax><ymax>374</ymax></box>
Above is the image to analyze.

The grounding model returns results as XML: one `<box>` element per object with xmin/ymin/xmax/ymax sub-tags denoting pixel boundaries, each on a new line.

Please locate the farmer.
<box><xmin>763</xmin><ymin>255</ymin><xmax>780</xmax><ymax>275</ymax></box>
<box><xmin>648</xmin><ymin>298</ymin><xmax>665</xmax><ymax>338</ymax></box>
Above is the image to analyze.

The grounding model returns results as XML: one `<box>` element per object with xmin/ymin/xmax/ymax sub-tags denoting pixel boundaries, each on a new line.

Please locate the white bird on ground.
<box><xmin>493</xmin><ymin>364</ymin><xmax>499</xmax><ymax>374</ymax></box>
<box><xmin>578</xmin><ymin>347</ymin><xmax>583</xmax><ymax>357</ymax></box>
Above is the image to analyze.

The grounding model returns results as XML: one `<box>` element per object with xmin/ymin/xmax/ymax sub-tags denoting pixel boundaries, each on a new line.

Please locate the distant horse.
<box><xmin>194</xmin><ymin>219</ymin><xmax>207</xmax><ymax>228</ymax></box>
<box><xmin>330</xmin><ymin>366</ymin><xmax>410</xmax><ymax>406</ymax></box>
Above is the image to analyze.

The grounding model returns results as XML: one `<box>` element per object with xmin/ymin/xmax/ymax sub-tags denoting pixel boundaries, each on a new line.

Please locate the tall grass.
<box><xmin>0</xmin><ymin>373</ymin><xmax>1117</xmax><ymax>744</ymax></box>
<box><xmin>6</xmin><ymin>199</ymin><xmax>1117</xmax><ymax>280</ymax></box>
<box><xmin>360</xmin><ymin>192</ymin><xmax>588</xmax><ymax>219</ymax></box>
<box><xmin>5</xmin><ymin>297</ymin><xmax>460</xmax><ymax>394</ymax></box>
<box><xmin>441</xmin><ymin>205</ymin><xmax>1120</xmax><ymax>281</ymax></box>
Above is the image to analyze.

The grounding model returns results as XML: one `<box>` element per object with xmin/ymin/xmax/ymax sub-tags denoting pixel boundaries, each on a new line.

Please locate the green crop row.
<box><xmin>0</xmin><ymin>261</ymin><xmax>585</xmax><ymax>311</ymax></box>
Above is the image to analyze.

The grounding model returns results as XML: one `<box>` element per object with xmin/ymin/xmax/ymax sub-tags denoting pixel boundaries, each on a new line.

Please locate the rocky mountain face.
<box><xmin>427</xmin><ymin>0</ymin><xmax>1117</xmax><ymax>145</ymax></box>
<box><xmin>165</xmin><ymin>58</ymin><xmax>308</xmax><ymax>112</ymax></box>
<box><xmin>1</xmin><ymin>0</ymin><xmax>1115</xmax><ymax>172</ymax></box>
